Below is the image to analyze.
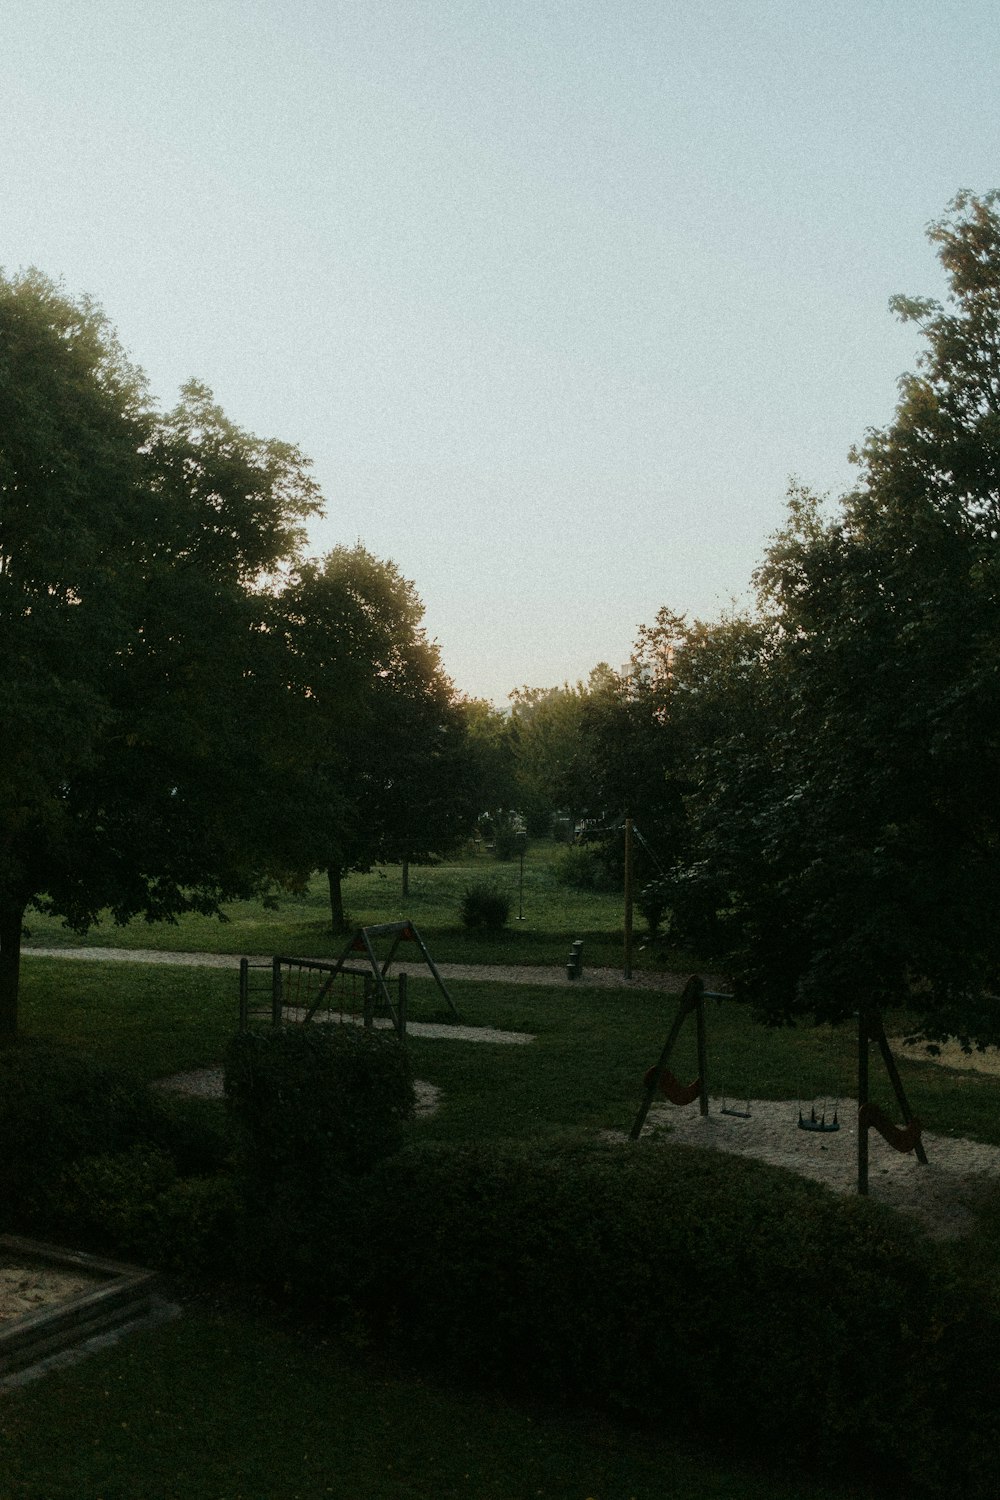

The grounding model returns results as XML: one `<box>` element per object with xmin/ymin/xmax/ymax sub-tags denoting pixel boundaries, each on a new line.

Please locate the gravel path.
<box><xmin>25</xmin><ymin>945</ymin><xmax>703</xmax><ymax>991</ymax></box>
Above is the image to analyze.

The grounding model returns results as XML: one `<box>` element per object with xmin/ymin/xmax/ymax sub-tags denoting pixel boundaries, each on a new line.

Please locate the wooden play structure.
<box><xmin>239</xmin><ymin>920</ymin><xmax>457</xmax><ymax>1042</ymax></box>
<box><xmin>631</xmin><ymin>974</ymin><xmax>928</xmax><ymax>1195</ymax></box>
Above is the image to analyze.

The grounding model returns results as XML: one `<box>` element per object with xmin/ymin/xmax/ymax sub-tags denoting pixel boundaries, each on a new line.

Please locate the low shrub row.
<box><xmin>345</xmin><ymin>1141</ymin><xmax>1000</xmax><ymax>1498</ymax></box>
<box><xmin>3</xmin><ymin>1036</ymin><xmax>999</xmax><ymax>1497</ymax></box>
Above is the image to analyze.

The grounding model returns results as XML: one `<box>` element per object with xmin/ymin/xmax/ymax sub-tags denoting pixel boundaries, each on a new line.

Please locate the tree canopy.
<box><xmin>0</xmin><ymin>272</ymin><xmax>319</xmax><ymax>1034</ymax></box>
<box><xmin>277</xmin><ymin>544</ymin><xmax>476</xmax><ymax>930</ymax></box>
<box><xmin>655</xmin><ymin>192</ymin><xmax>1000</xmax><ymax>1043</ymax></box>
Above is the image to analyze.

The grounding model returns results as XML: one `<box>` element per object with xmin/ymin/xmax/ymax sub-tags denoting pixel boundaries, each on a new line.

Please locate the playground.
<box><xmin>10</xmin><ymin>922</ymin><xmax>1000</xmax><ymax>1500</ymax></box>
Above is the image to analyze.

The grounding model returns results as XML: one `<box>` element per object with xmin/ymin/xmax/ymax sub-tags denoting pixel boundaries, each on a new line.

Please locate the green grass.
<box><xmin>8</xmin><ymin>950</ymin><xmax>1000</xmax><ymax>1499</ymax></box>
<box><xmin>21</xmin><ymin>843</ymin><xmax>672</xmax><ymax>971</ymax></box>
<box><xmin>18</xmin><ymin>958</ymin><xmax>1000</xmax><ymax>1149</ymax></box>
<box><xmin>0</xmin><ymin>1308</ymin><xmax>884</xmax><ymax>1500</ymax></box>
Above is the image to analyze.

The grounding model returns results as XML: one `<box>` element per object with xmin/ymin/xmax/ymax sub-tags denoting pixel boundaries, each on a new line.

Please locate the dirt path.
<box><xmin>24</xmin><ymin>945</ymin><xmax>703</xmax><ymax>991</ymax></box>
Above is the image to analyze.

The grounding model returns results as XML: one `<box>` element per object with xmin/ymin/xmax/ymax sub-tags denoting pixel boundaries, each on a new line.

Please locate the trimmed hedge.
<box><xmin>348</xmin><ymin>1139</ymin><xmax>1000</xmax><ymax>1498</ymax></box>
<box><xmin>0</xmin><ymin>1040</ymin><xmax>152</xmax><ymax>1223</ymax></box>
<box><xmin>223</xmin><ymin>1025</ymin><xmax>414</xmax><ymax>1291</ymax></box>
<box><xmin>224</xmin><ymin>1024</ymin><xmax>414</xmax><ymax>1183</ymax></box>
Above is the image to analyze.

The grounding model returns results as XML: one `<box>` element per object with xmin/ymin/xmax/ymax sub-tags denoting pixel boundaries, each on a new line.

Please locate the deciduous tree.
<box><xmin>0</xmin><ymin>273</ymin><xmax>319</xmax><ymax>1035</ymax></box>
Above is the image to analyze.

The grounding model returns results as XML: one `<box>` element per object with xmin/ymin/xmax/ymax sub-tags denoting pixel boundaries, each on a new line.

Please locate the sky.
<box><xmin>3</xmin><ymin>1</ymin><xmax>999</xmax><ymax>704</ymax></box>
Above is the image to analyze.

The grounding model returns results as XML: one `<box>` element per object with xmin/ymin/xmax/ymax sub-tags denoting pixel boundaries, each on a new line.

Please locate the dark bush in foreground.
<box><xmin>350</xmin><ymin>1139</ymin><xmax>1000</xmax><ymax>1499</ymax></box>
<box><xmin>0</xmin><ymin>1041</ymin><xmax>151</xmax><ymax>1223</ymax></box>
<box><xmin>459</xmin><ymin>881</ymin><xmax>511</xmax><ymax>930</ymax></box>
<box><xmin>223</xmin><ymin>1025</ymin><xmax>413</xmax><ymax>1289</ymax></box>
<box><xmin>224</xmin><ymin>1025</ymin><xmax>414</xmax><ymax>1183</ymax></box>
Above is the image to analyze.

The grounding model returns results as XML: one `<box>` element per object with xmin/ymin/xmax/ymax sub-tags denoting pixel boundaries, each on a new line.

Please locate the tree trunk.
<box><xmin>401</xmin><ymin>858</ymin><xmax>410</xmax><ymax>897</ymax></box>
<box><xmin>0</xmin><ymin>902</ymin><xmax>26</xmax><ymax>1041</ymax></box>
<box><xmin>327</xmin><ymin>866</ymin><xmax>348</xmax><ymax>935</ymax></box>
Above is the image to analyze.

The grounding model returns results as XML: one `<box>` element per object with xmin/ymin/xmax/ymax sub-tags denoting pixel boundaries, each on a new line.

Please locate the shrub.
<box><xmin>459</xmin><ymin>881</ymin><xmax>511</xmax><ymax>931</ymax></box>
<box><xmin>0</xmin><ymin>1040</ymin><xmax>152</xmax><ymax>1224</ymax></box>
<box><xmin>353</xmin><ymin>1139</ymin><xmax>1000</xmax><ymax>1498</ymax></box>
<box><xmin>636</xmin><ymin>880</ymin><xmax>668</xmax><ymax>936</ymax></box>
<box><xmin>553</xmin><ymin>843</ymin><xmax>615</xmax><ymax>891</ymax></box>
<box><xmin>54</xmin><ymin>1146</ymin><xmax>243</xmax><ymax>1277</ymax></box>
<box><xmin>52</xmin><ymin>1143</ymin><xmax>178</xmax><ymax>1253</ymax></box>
<box><xmin>145</xmin><ymin>1091</ymin><xmax>235</xmax><ymax>1176</ymax></box>
<box><xmin>224</xmin><ymin>1025</ymin><xmax>414</xmax><ymax>1184</ymax></box>
<box><xmin>224</xmin><ymin>1025</ymin><xmax>413</xmax><ymax>1293</ymax></box>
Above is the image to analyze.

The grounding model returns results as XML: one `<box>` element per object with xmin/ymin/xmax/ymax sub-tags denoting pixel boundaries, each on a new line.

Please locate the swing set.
<box><xmin>238</xmin><ymin>920</ymin><xmax>458</xmax><ymax>1041</ymax></box>
<box><xmin>631</xmin><ymin>975</ymin><xmax>928</xmax><ymax>1195</ymax></box>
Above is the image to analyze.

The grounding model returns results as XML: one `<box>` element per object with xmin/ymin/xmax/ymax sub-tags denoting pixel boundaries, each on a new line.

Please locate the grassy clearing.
<box><xmin>0</xmin><ymin>1308</ymin><xmax>884</xmax><ymax>1500</ymax></box>
<box><xmin>7</xmin><ymin>952</ymin><xmax>1000</xmax><ymax>1498</ymax></box>
<box><xmin>18</xmin><ymin>956</ymin><xmax>1000</xmax><ymax>1149</ymax></box>
<box><xmin>21</xmin><ymin>843</ymin><xmax>670</xmax><ymax>970</ymax></box>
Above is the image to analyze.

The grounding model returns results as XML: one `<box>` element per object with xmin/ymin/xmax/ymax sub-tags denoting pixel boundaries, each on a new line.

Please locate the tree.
<box><xmin>0</xmin><ymin>272</ymin><xmax>319</xmax><ymax>1036</ymax></box>
<box><xmin>664</xmin><ymin>192</ymin><xmax>1000</xmax><ymax>1045</ymax></box>
<box><xmin>455</xmin><ymin>697</ymin><xmax>518</xmax><ymax>822</ymax></box>
<box><xmin>278</xmin><ymin>546</ymin><xmax>475</xmax><ymax>931</ymax></box>
<box><xmin>507</xmin><ymin>681</ymin><xmax>589</xmax><ymax>834</ymax></box>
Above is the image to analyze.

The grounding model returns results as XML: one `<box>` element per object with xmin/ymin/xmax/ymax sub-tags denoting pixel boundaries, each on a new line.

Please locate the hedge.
<box><xmin>348</xmin><ymin>1138</ymin><xmax>1000</xmax><ymax>1498</ymax></box>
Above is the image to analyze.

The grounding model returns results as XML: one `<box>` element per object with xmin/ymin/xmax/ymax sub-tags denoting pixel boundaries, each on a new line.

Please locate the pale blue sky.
<box><xmin>4</xmin><ymin>1</ymin><xmax>998</xmax><ymax>702</ymax></box>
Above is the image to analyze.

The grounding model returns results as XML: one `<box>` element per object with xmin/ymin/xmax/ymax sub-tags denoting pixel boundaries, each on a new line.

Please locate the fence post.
<box><xmin>397</xmin><ymin>971</ymin><xmax>408</xmax><ymax>1040</ymax></box>
<box><xmin>239</xmin><ymin>958</ymin><xmax>249</xmax><ymax>1030</ymax></box>
<box><xmin>272</xmin><ymin>957</ymin><xmax>283</xmax><ymax>1027</ymax></box>
<box><xmin>363</xmin><ymin>973</ymin><xmax>374</xmax><ymax>1031</ymax></box>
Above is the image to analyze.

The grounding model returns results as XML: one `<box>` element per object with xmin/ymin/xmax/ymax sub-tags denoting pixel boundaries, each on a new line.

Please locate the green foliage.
<box><xmin>0</xmin><ymin>1040</ymin><xmax>151</xmax><ymax>1221</ymax></box>
<box><xmin>641</xmin><ymin>194</ymin><xmax>1000</xmax><ymax>1043</ymax></box>
<box><xmin>0</xmin><ymin>271</ymin><xmax>320</xmax><ymax>1036</ymax></box>
<box><xmin>357</xmin><ymin>1139</ymin><xmax>1000</xmax><ymax>1497</ymax></box>
<box><xmin>553</xmin><ymin>842</ymin><xmax>615</xmax><ymax>892</ymax></box>
<box><xmin>223</xmin><ymin>1024</ymin><xmax>414</xmax><ymax>1293</ymax></box>
<box><xmin>55</xmin><ymin>1146</ymin><xmax>243</xmax><ymax>1276</ymax></box>
<box><xmin>276</xmin><ymin>546</ymin><xmax>479</xmax><ymax>933</ymax></box>
<box><xmin>459</xmin><ymin>880</ymin><xmax>511</xmax><ymax>930</ymax></box>
<box><xmin>508</xmin><ymin>681</ymin><xmax>589</xmax><ymax>832</ymax></box>
<box><xmin>636</xmin><ymin>878</ymin><xmax>667</xmax><ymax>935</ymax></box>
<box><xmin>144</xmin><ymin>1091</ymin><xmax>236</xmax><ymax>1176</ymax></box>
<box><xmin>224</xmin><ymin>1025</ymin><xmax>414</xmax><ymax>1182</ymax></box>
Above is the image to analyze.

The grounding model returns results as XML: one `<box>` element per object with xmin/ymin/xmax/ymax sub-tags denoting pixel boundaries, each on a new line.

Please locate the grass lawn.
<box><xmin>20</xmin><ymin>842</ymin><xmax>678</xmax><ymax>972</ymax></box>
<box><xmin>0</xmin><ymin>1307</ymin><xmax>884</xmax><ymax>1500</ymax></box>
<box><xmin>6</xmin><ymin>951</ymin><xmax>1000</xmax><ymax>1497</ymax></box>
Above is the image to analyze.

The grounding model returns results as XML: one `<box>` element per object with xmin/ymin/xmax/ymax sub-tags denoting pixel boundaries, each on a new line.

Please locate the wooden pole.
<box><xmin>695</xmin><ymin>980</ymin><xmax>709</xmax><ymax>1117</ymax></box>
<box><xmin>872</xmin><ymin>1015</ymin><xmax>929</xmax><ymax>1166</ymax></box>
<box><xmin>397</xmin><ymin>970</ymin><xmax>408</xmax><ymax>1040</ymax></box>
<box><xmin>858</xmin><ymin>1010</ymin><xmax>870</xmax><ymax>1196</ymax></box>
<box><xmin>629</xmin><ymin>975</ymin><xmax>703</xmax><ymax>1140</ymax></box>
<box><xmin>623</xmin><ymin>816</ymin><xmax>634</xmax><ymax>980</ymax></box>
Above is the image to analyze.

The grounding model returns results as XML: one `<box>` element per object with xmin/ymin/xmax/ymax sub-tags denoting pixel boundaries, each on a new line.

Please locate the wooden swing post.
<box><xmin>857</xmin><ymin>1008</ymin><xmax>927</xmax><ymax>1196</ymax></box>
<box><xmin>629</xmin><ymin>975</ymin><xmax>707</xmax><ymax>1141</ymax></box>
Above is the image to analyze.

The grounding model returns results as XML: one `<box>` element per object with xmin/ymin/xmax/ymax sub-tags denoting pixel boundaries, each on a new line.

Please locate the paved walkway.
<box><xmin>24</xmin><ymin>945</ymin><xmax>695</xmax><ymax>992</ymax></box>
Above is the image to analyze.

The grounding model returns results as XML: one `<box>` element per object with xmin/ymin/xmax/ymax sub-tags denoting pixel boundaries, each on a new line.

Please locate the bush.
<box><xmin>479</xmin><ymin>809</ymin><xmax>521</xmax><ymax>861</ymax></box>
<box><xmin>459</xmin><ymin>881</ymin><xmax>511</xmax><ymax>931</ymax></box>
<box><xmin>353</xmin><ymin>1139</ymin><xmax>1000</xmax><ymax>1498</ymax></box>
<box><xmin>0</xmin><ymin>1040</ymin><xmax>152</xmax><ymax>1223</ymax></box>
<box><xmin>636</xmin><ymin>880</ymin><xmax>668</xmax><ymax>936</ymax></box>
<box><xmin>224</xmin><ymin>1025</ymin><xmax>413</xmax><ymax>1292</ymax></box>
<box><xmin>553</xmin><ymin>843</ymin><xmax>615</xmax><ymax>891</ymax></box>
<box><xmin>54</xmin><ymin>1146</ymin><xmax>244</xmax><ymax>1277</ymax></box>
<box><xmin>145</xmin><ymin>1092</ymin><xmax>236</xmax><ymax>1176</ymax></box>
<box><xmin>224</xmin><ymin>1025</ymin><xmax>414</xmax><ymax>1184</ymax></box>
